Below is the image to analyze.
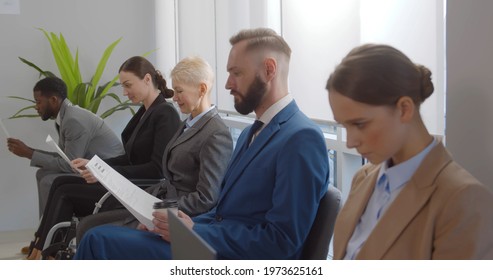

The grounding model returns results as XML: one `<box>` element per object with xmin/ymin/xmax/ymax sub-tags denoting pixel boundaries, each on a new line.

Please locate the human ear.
<box><xmin>396</xmin><ymin>96</ymin><xmax>415</xmax><ymax>123</ymax></box>
<box><xmin>144</xmin><ymin>73</ymin><xmax>152</xmax><ymax>84</ymax></box>
<box><xmin>263</xmin><ymin>57</ymin><xmax>277</xmax><ymax>81</ymax></box>
<box><xmin>199</xmin><ymin>83</ymin><xmax>208</xmax><ymax>97</ymax></box>
<box><xmin>49</xmin><ymin>95</ymin><xmax>59</xmax><ymax>105</ymax></box>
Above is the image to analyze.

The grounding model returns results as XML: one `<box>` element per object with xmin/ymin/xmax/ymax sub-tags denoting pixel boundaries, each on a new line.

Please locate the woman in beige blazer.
<box><xmin>326</xmin><ymin>44</ymin><xmax>493</xmax><ymax>260</ymax></box>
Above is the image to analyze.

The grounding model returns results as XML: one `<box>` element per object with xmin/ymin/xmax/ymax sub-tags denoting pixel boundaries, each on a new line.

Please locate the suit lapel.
<box><xmin>162</xmin><ymin>108</ymin><xmax>219</xmax><ymax>180</ymax></box>
<box><xmin>57</xmin><ymin>99</ymin><xmax>69</xmax><ymax>149</ymax></box>
<box><xmin>125</xmin><ymin>95</ymin><xmax>164</xmax><ymax>157</ymax></box>
<box><xmin>219</xmin><ymin>101</ymin><xmax>298</xmax><ymax>202</ymax></box>
<box><xmin>160</xmin><ymin>119</ymin><xmax>183</xmax><ymax>181</ymax></box>
<box><xmin>356</xmin><ymin>142</ymin><xmax>453</xmax><ymax>259</ymax></box>
<box><xmin>170</xmin><ymin>108</ymin><xmax>218</xmax><ymax>150</ymax></box>
<box><xmin>334</xmin><ymin>165</ymin><xmax>379</xmax><ymax>259</ymax></box>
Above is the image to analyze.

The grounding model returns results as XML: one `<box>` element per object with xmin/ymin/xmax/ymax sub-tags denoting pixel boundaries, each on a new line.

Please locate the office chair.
<box><xmin>300</xmin><ymin>186</ymin><xmax>342</xmax><ymax>260</ymax></box>
<box><xmin>41</xmin><ymin>178</ymin><xmax>162</xmax><ymax>259</ymax></box>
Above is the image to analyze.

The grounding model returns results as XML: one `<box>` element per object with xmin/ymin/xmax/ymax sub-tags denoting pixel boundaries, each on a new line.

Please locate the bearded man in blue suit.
<box><xmin>74</xmin><ymin>28</ymin><xmax>330</xmax><ymax>260</ymax></box>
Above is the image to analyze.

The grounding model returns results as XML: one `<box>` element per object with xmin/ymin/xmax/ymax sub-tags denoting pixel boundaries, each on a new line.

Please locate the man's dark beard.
<box><xmin>39</xmin><ymin>104</ymin><xmax>56</xmax><ymax>121</ymax></box>
<box><xmin>234</xmin><ymin>75</ymin><xmax>267</xmax><ymax>115</ymax></box>
<box><xmin>40</xmin><ymin>106</ymin><xmax>55</xmax><ymax>121</ymax></box>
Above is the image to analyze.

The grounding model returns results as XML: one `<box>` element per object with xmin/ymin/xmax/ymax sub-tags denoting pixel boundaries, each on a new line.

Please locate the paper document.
<box><xmin>46</xmin><ymin>135</ymin><xmax>71</xmax><ymax>164</ymax></box>
<box><xmin>0</xmin><ymin>119</ymin><xmax>10</xmax><ymax>138</ymax></box>
<box><xmin>86</xmin><ymin>155</ymin><xmax>161</xmax><ymax>230</ymax></box>
<box><xmin>45</xmin><ymin>135</ymin><xmax>80</xmax><ymax>174</ymax></box>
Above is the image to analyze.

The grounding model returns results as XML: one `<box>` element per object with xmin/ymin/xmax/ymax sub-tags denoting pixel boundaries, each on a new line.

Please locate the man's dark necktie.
<box><xmin>246</xmin><ymin>120</ymin><xmax>263</xmax><ymax>147</ymax></box>
<box><xmin>226</xmin><ymin>120</ymin><xmax>264</xmax><ymax>173</ymax></box>
<box><xmin>55</xmin><ymin>123</ymin><xmax>60</xmax><ymax>135</ymax></box>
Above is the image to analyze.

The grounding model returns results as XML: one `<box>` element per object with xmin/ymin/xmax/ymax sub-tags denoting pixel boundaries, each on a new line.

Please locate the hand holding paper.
<box><xmin>6</xmin><ymin>138</ymin><xmax>34</xmax><ymax>159</ymax></box>
<box><xmin>85</xmin><ymin>155</ymin><xmax>161</xmax><ymax>230</ymax></box>
<box><xmin>72</xmin><ymin>158</ymin><xmax>98</xmax><ymax>183</ymax></box>
<box><xmin>45</xmin><ymin>135</ymin><xmax>81</xmax><ymax>174</ymax></box>
<box><xmin>0</xmin><ymin>119</ymin><xmax>10</xmax><ymax>138</ymax></box>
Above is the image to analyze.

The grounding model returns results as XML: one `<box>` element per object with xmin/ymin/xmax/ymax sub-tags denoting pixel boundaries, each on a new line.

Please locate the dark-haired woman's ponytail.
<box><xmin>155</xmin><ymin>70</ymin><xmax>174</xmax><ymax>98</ymax></box>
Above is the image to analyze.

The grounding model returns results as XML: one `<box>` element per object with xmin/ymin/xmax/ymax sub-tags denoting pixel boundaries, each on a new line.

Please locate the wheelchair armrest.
<box><xmin>130</xmin><ymin>178</ymin><xmax>164</xmax><ymax>187</ymax></box>
<box><xmin>93</xmin><ymin>178</ymin><xmax>164</xmax><ymax>214</ymax></box>
<box><xmin>93</xmin><ymin>192</ymin><xmax>114</xmax><ymax>214</ymax></box>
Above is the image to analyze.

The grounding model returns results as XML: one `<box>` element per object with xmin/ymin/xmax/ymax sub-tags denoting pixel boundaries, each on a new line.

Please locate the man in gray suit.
<box><xmin>7</xmin><ymin>77</ymin><xmax>124</xmax><ymax>216</ymax></box>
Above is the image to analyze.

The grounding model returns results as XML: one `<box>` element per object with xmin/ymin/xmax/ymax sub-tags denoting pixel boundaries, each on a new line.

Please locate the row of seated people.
<box><xmin>8</xmin><ymin>27</ymin><xmax>493</xmax><ymax>260</ymax></box>
<box><xmin>19</xmin><ymin>55</ymin><xmax>234</xmax><ymax>260</ymax></box>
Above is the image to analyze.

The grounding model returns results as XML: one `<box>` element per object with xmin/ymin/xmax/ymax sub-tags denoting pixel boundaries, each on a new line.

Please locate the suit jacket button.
<box><xmin>215</xmin><ymin>215</ymin><xmax>223</xmax><ymax>222</ymax></box>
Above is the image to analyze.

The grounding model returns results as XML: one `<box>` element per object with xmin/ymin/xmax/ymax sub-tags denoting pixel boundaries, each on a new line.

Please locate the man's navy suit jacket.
<box><xmin>193</xmin><ymin>100</ymin><xmax>330</xmax><ymax>259</ymax></box>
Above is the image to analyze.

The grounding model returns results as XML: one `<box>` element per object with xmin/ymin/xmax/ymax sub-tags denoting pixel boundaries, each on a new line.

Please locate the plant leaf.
<box><xmin>18</xmin><ymin>57</ymin><xmax>45</xmax><ymax>75</ymax></box>
<box><xmin>85</xmin><ymin>37</ymin><xmax>122</xmax><ymax>106</ymax></box>
<box><xmin>42</xmin><ymin>71</ymin><xmax>58</xmax><ymax>78</ymax></box>
<box><xmin>87</xmin><ymin>92</ymin><xmax>122</xmax><ymax>113</ymax></box>
<box><xmin>11</xmin><ymin>28</ymin><xmax>140</xmax><ymax>120</ymax></box>
<box><xmin>8</xmin><ymin>105</ymin><xmax>37</xmax><ymax>119</ymax></box>
<box><xmin>95</xmin><ymin>80</ymin><xmax>120</xmax><ymax>99</ymax></box>
<box><xmin>7</xmin><ymin>96</ymin><xmax>35</xmax><ymax>103</ymax></box>
<box><xmin>141</xmin><ymin>48</ymin><xmax>159</xmax><ymax>57</ymax></box>
<box><xmin>99</xmin><ymin>101</ymin><xmax>138</xmax><ymax>119</ymax></box>
<box><xmin>38</xmin><ymin>28</ymin><xmax>80</xmax><ymax>98</ymax></box>
<box><xmin>72</xmin><ymin>83</ymin><xmax>90</xmax><ymax>109</ymax></box>
<box><xmin>9</xmin><ymin>114</ymin><xmax>39</xmax><ymax>119</ymax></box>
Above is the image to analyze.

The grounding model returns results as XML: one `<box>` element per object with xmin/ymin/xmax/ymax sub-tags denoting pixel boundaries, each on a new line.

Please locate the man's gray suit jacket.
<box><xmin>30</xmin><ymin>99</ymin><xmax>124</xmax><ymax>173</ymax></box>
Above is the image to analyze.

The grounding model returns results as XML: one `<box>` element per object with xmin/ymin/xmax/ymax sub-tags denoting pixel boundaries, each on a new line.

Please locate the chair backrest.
<box><xmin>300</xmin><ymin>186</ymin><xmax>342</xmax><ymax>260</ymax></box>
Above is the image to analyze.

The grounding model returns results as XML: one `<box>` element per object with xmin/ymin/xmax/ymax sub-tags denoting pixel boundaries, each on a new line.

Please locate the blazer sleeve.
<box><xmin>176</xmin><ymin>128</ymin><xmax>233</xmax><ymax>216</ymax></box>
<box><xmin>193</xmin><ymin>127</ymin><xmax>330</xmax><ymax>259</ymax></box>
<box><xmin>112</xmin><ymin>104</ymin><xmax>180</xmax><ymax>179</ymax></box>
<box><xmin>30</xmin><ymin>117</ymin><xmax>92</xmax><ymax>173</ymax></box>
<box><xmin>433</xmin><ymin>180</ymin><xmax>493</xmax><ymax>259</ymax></box>
<box><xmin>103</xmin><ymin>153</ymin><xmax>130</xmax><ymax>167</ymax></box>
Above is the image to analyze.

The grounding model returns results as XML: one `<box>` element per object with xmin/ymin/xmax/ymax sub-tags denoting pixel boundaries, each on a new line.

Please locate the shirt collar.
<box><xmin>55</xmin><ymin>99</ymin><xmax>70</xmax><ymax>125</ymax></box>
<box><xmin>257</xmin><ymin>94</ymin><xmax>293</xmax><ymax>126</ymax></box>
<box><xmin>185</xmin><ymin>105</ymin><xmax>215</xmax><ymax>129</ymax></box>
<box><xmin>377</xmin><ymin>137</ymin><xmax>437</xmax><ymax>192</ymax></box>
<box><xmin>55</xmin><ymin>113</ymin><xmax>61</xmax><ymax>126</ymax></box>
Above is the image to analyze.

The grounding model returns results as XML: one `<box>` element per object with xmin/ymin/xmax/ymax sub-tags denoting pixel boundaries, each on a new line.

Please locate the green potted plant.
<box><xmin>9</xmin><ymin>28</ymin><xmax>138</xmax><ymax>119</ymax></box>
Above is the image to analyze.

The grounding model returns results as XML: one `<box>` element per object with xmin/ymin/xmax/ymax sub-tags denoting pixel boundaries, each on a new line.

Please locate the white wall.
<box><xmin>359</xmin><ymin>0</ymin><xmax>445</xmax><ymax>135</ymax></box>
<box><xmin>171</xmin><ymin>0</ymin><xmax>445</xmax><ymax>135</ymax></box>
<box><xmin>446</xmin><ymin>0</ymin><xmax>493</xmax><ymax>187</ymax></box>
<box><xmin>0</xmin><ymin>0</ymin><xmax>157</xmax><ymax>231</ymax></box>
<box><xmin>282</xmin><ymin>0</ymin><xmax>360</xmax><ymax>123</ymax></box>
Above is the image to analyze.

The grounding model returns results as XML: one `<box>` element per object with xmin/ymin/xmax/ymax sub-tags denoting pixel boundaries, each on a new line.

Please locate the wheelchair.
<box><xmin>40</xmin><ymin>179</ymin><xmax>162</xmax><ymax>260</ymax></box>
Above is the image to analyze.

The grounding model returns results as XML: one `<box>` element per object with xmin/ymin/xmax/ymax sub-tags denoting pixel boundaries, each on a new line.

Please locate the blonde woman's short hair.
<box><xmin>170</xmin><ymin>56</ymin><xmax>214</xmax><ymax>92</ymax></box>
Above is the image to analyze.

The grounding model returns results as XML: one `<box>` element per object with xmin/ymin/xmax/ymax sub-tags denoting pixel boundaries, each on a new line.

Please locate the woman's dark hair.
<box><xmin>119</xmin><ymin>56</ymin><xmax>174</xmax><ymax>98</ymax></box>
<box><xmin>33</xmin><ymin>77</ymin><xmax>67</xmax><ymax>99</ymax></box>
<box><xmin>326</xmin><ymin>44</ymin><xmax>434</xmax><ymax>107</ymax></box>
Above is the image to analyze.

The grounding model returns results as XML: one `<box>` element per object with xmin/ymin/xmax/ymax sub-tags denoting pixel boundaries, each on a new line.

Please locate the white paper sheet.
<box><xmin>0</xmin><ymin>119</ymin><xmax>10</xmax><ymax>138</ymax></box>
<box><xmin>86</xmin><ymin>155</ymin><xmax>161</xmax><ymax>230</ymax></box>
<box><xmin>45</xmin><ymin>134</ymin><xmax>81</xmax><ymax>174</ymax></box>
<box><xmin>45</xmin><ymin>135</ymin><xmax>70</xmax><ymax>163</ymax></box>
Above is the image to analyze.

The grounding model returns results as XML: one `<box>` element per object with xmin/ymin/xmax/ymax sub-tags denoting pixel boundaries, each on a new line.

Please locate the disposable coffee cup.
<box><xmin>153</xmin><ymin>198</ymin><xmax>178</xmax><ymax>216</ymax></box>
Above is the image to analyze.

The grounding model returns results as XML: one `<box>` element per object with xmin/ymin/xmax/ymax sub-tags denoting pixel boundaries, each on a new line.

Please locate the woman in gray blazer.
<box><xmin>150</xmin><ymin>55</ymin><xmax>234</xmax><ymax>215</ymax></box>
<box><xmin>72</xmin><ymin>56</ymin><xmax>233</xmax><ymax>255</ymax></box>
